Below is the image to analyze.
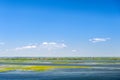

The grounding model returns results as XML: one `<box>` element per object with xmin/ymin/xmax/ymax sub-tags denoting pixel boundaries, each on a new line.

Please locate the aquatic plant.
<box><xmin>0</xmin><ymin>65</ymin><xmax>91</xmax><ymax>72</ymax></box>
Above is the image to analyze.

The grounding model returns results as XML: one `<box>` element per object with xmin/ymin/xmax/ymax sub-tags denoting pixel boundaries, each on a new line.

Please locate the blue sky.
<box><xmin>0</xmin><ymin>0</ymin><xmax>120</xmax><ymax>57</ymax></box>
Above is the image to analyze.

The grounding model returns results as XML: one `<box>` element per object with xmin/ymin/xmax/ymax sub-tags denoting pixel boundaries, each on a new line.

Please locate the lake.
<box><xmin>0</xmin><ymin>64</ymin><xmax>120</xmax><ymax>80</ymax></box>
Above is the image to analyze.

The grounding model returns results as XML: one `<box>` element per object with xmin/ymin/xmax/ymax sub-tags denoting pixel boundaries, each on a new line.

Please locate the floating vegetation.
<box><xmin>0</xmin><ymin>65</ymin><xmax>91</xmax><ymax>72</ymax></box>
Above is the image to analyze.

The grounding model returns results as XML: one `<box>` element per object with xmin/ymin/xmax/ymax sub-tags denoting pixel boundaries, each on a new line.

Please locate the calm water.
<box><xmin>0</xmin><ymin>64</ymin><xmax>120</xmax><ymax>80</ymax></box>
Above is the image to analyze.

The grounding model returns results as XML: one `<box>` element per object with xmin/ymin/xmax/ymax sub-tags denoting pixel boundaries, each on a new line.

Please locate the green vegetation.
<box><xmin>0</xmin><ymin>65</ymin><xmax>91</xmax><ymax>72</ymax></box>
<box><xmin>0</xmin><ymin>57</ymin><xmax>119</xmax><ymax>72</ymax></box>
<box><xmin>1</xmin><ymin>57</ymin><xmax>120</xmax><ymax>61</ymax></box>
<box><xmin>0</xmin><ymin>67</ymin><xmax>14</xmax><ymax>72</ymax></box>
<box><xmin>0</xmin><ymin>57</ymin><xmax>120</xmax><ymax>64</ymax></box>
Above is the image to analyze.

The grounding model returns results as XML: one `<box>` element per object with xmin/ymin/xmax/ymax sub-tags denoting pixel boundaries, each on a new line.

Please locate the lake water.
<box><xmin>0</xmin><ymin>64</ymin><xmax>120</xmax><ymax>80</ymax></box>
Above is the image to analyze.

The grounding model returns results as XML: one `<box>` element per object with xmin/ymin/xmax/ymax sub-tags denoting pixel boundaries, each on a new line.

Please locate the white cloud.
<box><xmin>15</xmin><ymin>42</ymin><xmax>67</xmax><ymax>51</ymax></box>
<box><xmin>15</xmin><ymin>45</ymin><xmax>37</xmax><ymax>50</ymax></box>
<box><xmin>72</xmin><ymin>50</ymin><xmax>77</xmax><ymax>52</ymax></box>
<box><xmin>40</xmin><ymin>42</ymin><xmax>67</xmax><ymax>50</ymax></box>
<box><xmin>89</xmin><ymin>38</ymin><xmax>110</xmax><ymax>43</ymax></box>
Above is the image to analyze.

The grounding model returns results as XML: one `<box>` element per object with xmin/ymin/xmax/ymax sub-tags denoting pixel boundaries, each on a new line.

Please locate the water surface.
<box><xmin>0</xmin><ymin>64</ymin><xmax>120</xmax><ymax>80</ymax></box>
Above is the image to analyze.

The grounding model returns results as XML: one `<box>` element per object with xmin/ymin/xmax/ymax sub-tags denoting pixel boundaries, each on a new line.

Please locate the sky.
<box><xmin>0</xmin><ymin>0</ymin><xmax>120</xmax><ymax>57</ymax></box>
